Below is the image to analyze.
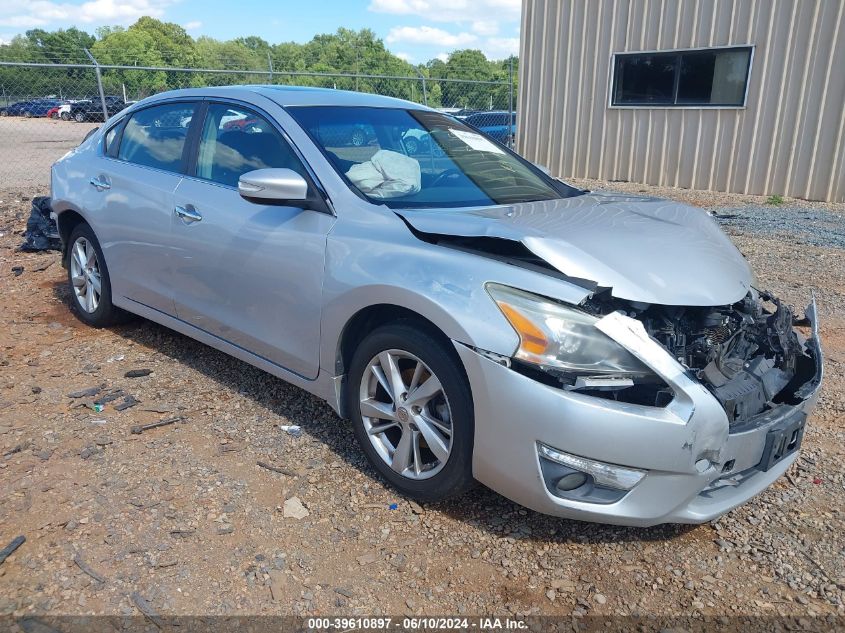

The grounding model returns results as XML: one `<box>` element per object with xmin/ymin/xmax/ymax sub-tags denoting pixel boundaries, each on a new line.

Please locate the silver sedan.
<box><xmin>50</xmin><ymin>86</ymin><xmax>822</xmax><ymax>526</ymax></box>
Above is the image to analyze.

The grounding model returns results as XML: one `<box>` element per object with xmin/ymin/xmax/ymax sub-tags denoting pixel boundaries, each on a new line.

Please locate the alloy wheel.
<box><xmin>351</xmin><ymin>128</ymin><xmax>366</xmax><ymax>146</ymax></box>
<box><xmin>70</xmin><ymin>236</ymin><xmax>101</xmax><ymax>313</ymax></box>
<box><xmin>359</xmin><ymin>349</ymin><xmax>453</xmax><ymax>480</ymax></box>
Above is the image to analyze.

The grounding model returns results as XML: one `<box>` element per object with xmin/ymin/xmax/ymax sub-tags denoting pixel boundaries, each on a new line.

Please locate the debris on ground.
<box><xmin>12</xmin><ymin>265</ymin><xmax>23</xmax><ymax>276</ymax></box>
<box><xmin>0</xmin><ymin>535</ymin><xmax>25</xmax><ymax>565</ymax></box>
<box><xmin>72</xmin><ymin>553</ymin><xmax>107</xmax><ymax>584</ymax></box>
<box><xmin>257</xmin><ymin>460</ymin><xmax>297</xmax><ymax>477</ymax></box>
<box><xmin>114</xmin><ymin>394</ymin><xmax>140</xmax><ymax>411</ymax></box>
<box><xmin>130</xmin><ymin>591</ymin><xmax>164</xmax><ymax>628</ymax></box>
<box><xmin>279</xmin><ymin>424</ymin><xmax>302</xmax><ymax>438</ymax></box>
<box><xmin>124</xmin><ymin>369</ymin><xmax>153</xmax><ymax>378</ymax></box>
<box><xmin>67</xmin><ymin>386</ymin><xmax>102</xmax><ymax>399</ymax></box>
<box><xmin>94</xmin><ymin>389</ymin><xmax>125</xmax><ymax>406</ymax></box>
<box><xmin>19</xmin><ymin>196</ymin><xmax>60</xmax><ymax>252</ymax></box>
<box><xmin>282</xmin><ymin>497</ymin><xmax>309</xmax><ymax>519</ymax></box>
<box><xmin>130</xmin><ymin>415</ymin><xmax>184</xmax><ymax>435</ymax></box>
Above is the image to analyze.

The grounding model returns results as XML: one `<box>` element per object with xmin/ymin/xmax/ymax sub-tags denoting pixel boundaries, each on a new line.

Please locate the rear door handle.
<box><xmin>89</xmin><ymin>176</ymin><xmax>110</xmax><ymax>191</ymax></box>
<box><xmin>174</xmin><ymin>205</ymin><xmax>202</xmax><ymax>223</ymax></box>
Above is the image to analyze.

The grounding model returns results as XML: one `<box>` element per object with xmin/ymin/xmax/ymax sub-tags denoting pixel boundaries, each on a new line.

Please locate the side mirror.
<box><xmin>238</xmin><ymin>168</ymin><xmax>308</xmax><ymax>204</ymax></box>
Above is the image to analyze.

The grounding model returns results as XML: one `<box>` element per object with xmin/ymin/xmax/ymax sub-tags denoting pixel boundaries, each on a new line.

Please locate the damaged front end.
<box><xmin>579</xmin><ymin>290</ymin><xmax>822</xmax><ymax>427</ymax></box>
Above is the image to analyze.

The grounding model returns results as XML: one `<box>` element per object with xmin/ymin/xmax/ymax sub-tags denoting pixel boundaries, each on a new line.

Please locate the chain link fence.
<box><xmin>0</xmin><ymin>53</ymin><xmax>515</xmax><ymax>189</ymax></box>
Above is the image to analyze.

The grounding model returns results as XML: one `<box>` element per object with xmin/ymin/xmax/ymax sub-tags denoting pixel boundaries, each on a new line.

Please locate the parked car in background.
<box><xmin>0</xmin><ymin>101</ymin><xmax>34</xmax><ymax>116</ymax></box>
<box><xmin>51</xmin><ymin>86</ymin><xmax>822</xmax><ymax>527</ymax></box>
<box><xmin>23</xmin><ymin>99</ymin><xmax>66</xmax><ymax>118</ymax></box>
<box><xmin>452</xmin><ymin>108</ymin><xmax>478</xmax><ymax>120</ymax></box>
<box><xmin>69</xmin><ymin>96</ymin><xmax>126</xmax><ymax>122</ymax></box>
<box><xmin>46</xmin><ymin>106</ymin><xmax>61</xmax><ymax>119</ymax></box>
<box><xmin>464</xmin><ymin>111</ymin><xmax>516</xmax><ymax>145</ymax></box>
<box><xmin>57</xmin><ymin>102</ymin><xmax>82</xmax><ymax>120</ymax></box>
<box><xmin>402</xmin><ymin>128</ymin><xmax>443</xmax><ymax>157</ymax></box>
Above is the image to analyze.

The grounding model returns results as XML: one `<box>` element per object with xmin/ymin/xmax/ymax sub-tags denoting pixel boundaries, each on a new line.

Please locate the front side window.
<box><xmin>195</xmin><ymin>103</ymin><xmax>306</xmax><ymax>188</ymax></box>
<box><xmin>288</xmin><ymin>106</ymin><xmax>580</xmax><ymax>209</ymax></box>
<box><xmin>612</xmin><ymin>46</ymin><xmax>752</xmax><ymax>107</ymax></box>
<box><xmin>104</xmin><ymin>119</ymin><xmax>123</xmax><ymax>158</ymax></box>
<box><xmin>117</xmin><ymin>102</ymin><xmax>196</xmax><ymax>172</ymax></box>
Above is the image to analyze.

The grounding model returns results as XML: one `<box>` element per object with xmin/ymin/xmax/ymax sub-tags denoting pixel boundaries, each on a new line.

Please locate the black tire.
<box><xmin>347</xmin><ymin>322</ymin><xmax>475</xmax><ymax>502</ymax></box>
<box><xmin>66</xmin><ymin>223</ymin><xmax>127</xmax><ymax>327</ymax></box>
<box><xmin>74</xmin><ymin>111</ymin><xmax>85</xmax><ymax>123</ymax></box>
<box><xmin>60</xmin><ymin>111</ymin><xmax>70</xmax><ymax>121</ymax></box>
<box><xmin>24</xmin><ymin>111</ymin><xmax>33</xmax><ymax>118</ymax></box>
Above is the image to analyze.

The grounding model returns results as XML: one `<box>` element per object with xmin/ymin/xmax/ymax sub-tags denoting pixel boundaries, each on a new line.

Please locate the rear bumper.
<box><xmin>457</xmin><ymin>299</ymin><xmax>822</xmax><ymax>527</ymax></box>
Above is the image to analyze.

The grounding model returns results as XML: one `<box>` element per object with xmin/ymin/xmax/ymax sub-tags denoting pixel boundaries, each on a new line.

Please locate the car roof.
<box><xmin>136</xmin><ymin>84</ymin><xmax>434</xmax><ymax>111</ymax></box>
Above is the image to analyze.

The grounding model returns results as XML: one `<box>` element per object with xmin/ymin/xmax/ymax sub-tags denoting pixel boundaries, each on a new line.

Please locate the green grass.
<box><xmin>766</xmin><ymin>194</ymin><xmax>785</xmax><ymax>206</ymax></box>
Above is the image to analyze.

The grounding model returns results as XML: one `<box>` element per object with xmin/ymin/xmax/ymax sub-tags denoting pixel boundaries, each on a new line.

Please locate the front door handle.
<box><xmin>175</xmin><ymin>205</ymin><xmax>202</xmax><ymax>223</ymax></box>
<box><xmin>89</xmin><ymin>176</ymin><xmax>110</xmax><ymax>191</ymax></box>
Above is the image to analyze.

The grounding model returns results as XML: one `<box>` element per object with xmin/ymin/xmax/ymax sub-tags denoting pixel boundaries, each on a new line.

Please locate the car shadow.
<box><xmin>51</xmin><ymin>283</ymin><xmax>699</xmax><ymax>545</ymax></box>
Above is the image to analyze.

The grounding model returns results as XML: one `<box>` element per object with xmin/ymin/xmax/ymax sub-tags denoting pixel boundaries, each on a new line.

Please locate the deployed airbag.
<box><xmin>346</xmin><ymin>149</ymin><xmax>421</xmax><ymax>199</ymax></box>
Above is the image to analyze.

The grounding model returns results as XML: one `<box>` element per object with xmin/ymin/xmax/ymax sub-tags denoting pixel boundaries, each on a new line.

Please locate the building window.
<box><xmin>611</xmin><ymin>46</ymin><xmax>752</xmax><ymax>107</ymax></box>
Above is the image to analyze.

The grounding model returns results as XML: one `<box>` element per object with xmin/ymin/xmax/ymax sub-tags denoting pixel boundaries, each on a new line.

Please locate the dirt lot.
<box><xmin>0</xmin><ymin>176</ymin><xmax>844</xmax><ymax>626</ymax></box>
<box><xmin>0</xmin><ymin>117</ymin><xmax>99</xmax><ymax>189</ymax></box>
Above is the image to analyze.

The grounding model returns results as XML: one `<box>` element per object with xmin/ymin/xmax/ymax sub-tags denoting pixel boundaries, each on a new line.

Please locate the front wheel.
<box><xmin>347</xmin><ymin>323</ymin><xmax>474</xmax><ymax>502</ymax></box>
<box><xmin>66</xmin><ymin>223</ymin><xmax>126</xmax><ymax>327</ymax></box>
<box><xmin>60</xmin><ymin>111</ymin><xmax>70</xmax><ymax>121</ymax></box>
<box><xmin>74</xmin><ymin>111</ymin><xmax>85</xmax><ymax>123</ymax></box>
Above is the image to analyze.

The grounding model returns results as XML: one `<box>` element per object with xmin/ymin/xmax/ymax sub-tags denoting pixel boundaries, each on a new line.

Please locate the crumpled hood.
<box><xmin>396</xmin><ymin>192</ymin><xmax>754</xmax><ymax>306</ymax></box>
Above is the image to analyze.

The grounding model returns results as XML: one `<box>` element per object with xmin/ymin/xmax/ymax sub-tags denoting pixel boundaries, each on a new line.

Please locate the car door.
<box><xmin>83</xmin><ymin>100</ymin><xmax>199</xmax><ymax>315</ymax></box>
<box><xmin>170</xmin><ymin>101</ymin><xmax>335</xmax><ymax>379</ymax></box>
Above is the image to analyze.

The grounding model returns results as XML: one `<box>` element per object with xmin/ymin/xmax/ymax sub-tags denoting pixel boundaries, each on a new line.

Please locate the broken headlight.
<box><xmin>487</xmin><ymin>284</ymin><xmax>653</xmax><ymax>378</ymax></box>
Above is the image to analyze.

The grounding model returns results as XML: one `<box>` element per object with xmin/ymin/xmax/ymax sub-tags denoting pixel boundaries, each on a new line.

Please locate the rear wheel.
<box><xmin>74</xmin><ymin>111</ymin><xmax>85</xmax><ymax>123</ymax></box>
<box><xmin>66</xmin><ymin>223</ymin><xmax>126</xmax><ymax>327</ymax></box>
<box><xmin>24</xmin><ymin>111</ymin><xmax>33</xmax><ymax>118</ymax></box>
<box><xmin>348</xmin><ymin>323</ymin><xmax>474</xmax><ymax>502</ymax></box>
<box><xmin>60</xmin><ymin>111</ymin><xmax>70</xmax><ymax>121</ymax></box>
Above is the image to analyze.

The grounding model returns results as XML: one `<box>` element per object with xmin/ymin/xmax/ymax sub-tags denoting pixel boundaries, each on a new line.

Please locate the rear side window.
<box><xmin>117</xmin><ymin>102</ymin><xmax>197</xmax><ymax>172</ymax></box>
<box><xmin>195</xmin><ymin>103</ymin><xmax>307</xmax><ymax>187</ymax></box>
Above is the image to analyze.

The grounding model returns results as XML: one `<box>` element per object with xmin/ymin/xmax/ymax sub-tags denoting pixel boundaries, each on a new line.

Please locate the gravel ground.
<box><xmin>0</xmin><ymin>118</ymin><xmax>99</xmax><ymax>189</ymax></box>
<box><xmin>0</xmin><ymin>178</ymin><xmax>844</xmax><ymax>629</ymax></box>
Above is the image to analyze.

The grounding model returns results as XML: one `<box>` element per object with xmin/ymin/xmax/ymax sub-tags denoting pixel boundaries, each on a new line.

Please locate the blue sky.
<box><xmin>0</xmin><ymin>0</ymin><xmax>521</xmax><ymax>63</ymax></box>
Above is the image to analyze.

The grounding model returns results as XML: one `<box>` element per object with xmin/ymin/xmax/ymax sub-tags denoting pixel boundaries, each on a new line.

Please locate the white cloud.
<box><xmin>183</xmin><ymin>20</ymin><xmax>202</xmax><ymax>31</ymax></box>
<box><xmin>435</xmin><ymin>52</ymin><xmax>449</xmax><ymax>62</ymax></box>
<box><xmin>0</xmin><ymin>0</ymin><xmax>174</xmax><ymax>28</ymax></box>
<box><xmin>394</xmin><ymin>51</ymin><xmax>413</xmax><ymax>62</ymax></box>
<box><xmin>386</xmin><ymin>25</ymin><xmax>477</xmax><ymax>48</ymax></box>
<box><xmin>369</xmin><ymin>0</ymin><xmax>520</xmax><ymax>23</ymax></box>
<box><xmin>471</xmin><ymin>20</ymin><xmax>498</xmax><ymax>36</ymax></box>
<box><xmin>482</xmin><ymin>36</ymin><xmax>519</xmax><ymax>59</ymax></box>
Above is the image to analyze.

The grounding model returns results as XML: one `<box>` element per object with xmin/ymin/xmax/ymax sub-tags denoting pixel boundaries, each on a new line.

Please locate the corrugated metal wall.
<box><xmin>518</xmin><ymin>0</ymin><xmax>845</xmax><ymax>202</ymax></box>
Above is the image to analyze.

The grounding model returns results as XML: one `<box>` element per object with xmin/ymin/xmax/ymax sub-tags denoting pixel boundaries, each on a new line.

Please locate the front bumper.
<box><xmin>456</xmin><ymin>300</ymin><xmax>823</xmax><ymax>527</ymax></box>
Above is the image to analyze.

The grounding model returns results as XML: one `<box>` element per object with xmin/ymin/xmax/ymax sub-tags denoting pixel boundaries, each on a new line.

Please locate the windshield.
<box><xmin>287</xmin><ymin>106</ymin><xmax>583</xmax><ymax>209</ymax></box>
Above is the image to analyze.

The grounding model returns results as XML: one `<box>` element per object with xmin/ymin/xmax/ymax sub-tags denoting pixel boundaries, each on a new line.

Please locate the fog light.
<box><xmin>555</xmin><ymin>472</ymin><xmax>588</xmax><ymax>492</ymax></box>
<box><xmin>538</xmin><ymin>443</ymin><xmax>646</xmax><ymax>491</ymax></box>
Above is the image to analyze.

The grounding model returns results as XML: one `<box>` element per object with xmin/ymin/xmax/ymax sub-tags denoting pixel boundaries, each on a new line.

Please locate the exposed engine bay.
<box><xmin>583</xmin><ymin>290</ymin><xmax>819</xmax><ymax>425</ymax></box>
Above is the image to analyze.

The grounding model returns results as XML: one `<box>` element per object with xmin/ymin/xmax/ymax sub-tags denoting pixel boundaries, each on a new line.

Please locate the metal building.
<box><xmin>517</xmin><ymin>0</ymin><xmax>845</xmax><ymax>202</ymax></box>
